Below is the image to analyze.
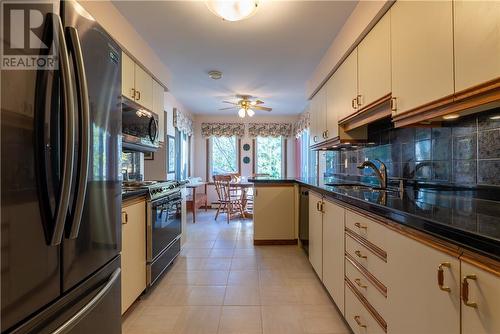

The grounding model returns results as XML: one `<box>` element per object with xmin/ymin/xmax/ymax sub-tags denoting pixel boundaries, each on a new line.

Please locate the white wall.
<box><xmin>192</xmin><ymin>114</ymin><xmax>298</xmax><ymax>204</ymax></box>
<box><xmin>144</xmin><ymin>92</ymin><xmax>194</xmax><ymax>180</ymax></box>
<box><xmin>78</xmin><ymin>0</ymin><xmax>172</xmax><ymax>88</ymax></box>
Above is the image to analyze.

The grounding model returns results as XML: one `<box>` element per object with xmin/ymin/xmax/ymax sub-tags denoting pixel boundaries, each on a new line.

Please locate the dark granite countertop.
<box><xmin>250</xmin><ymin>177</ymin><xmax>500</xmax><ymax>261</ymax></box>
<box><xmin>122</xmin><ymin>188</ymin><xmax>148</xmax><ymax>201</ymax></box>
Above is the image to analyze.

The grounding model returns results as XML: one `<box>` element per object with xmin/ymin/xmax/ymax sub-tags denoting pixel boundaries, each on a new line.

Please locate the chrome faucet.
<box><xmin>357</xmin><ymin>159</ymin><xmax>387</xmax><ymax>189</ymax></box>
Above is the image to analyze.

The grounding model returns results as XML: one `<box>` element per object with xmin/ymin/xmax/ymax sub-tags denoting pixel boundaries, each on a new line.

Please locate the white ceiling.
<box><xmin>113</xmin><ymin>1</ymin><xmax>357</xmax><ymax>115</ymax></box>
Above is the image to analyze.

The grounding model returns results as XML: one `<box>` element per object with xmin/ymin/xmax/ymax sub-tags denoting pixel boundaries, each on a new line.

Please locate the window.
<box><xmin>255</xmin><ymin>136</ymin><xmax>284</xmax><ymax>178</ymax></box>
<box><xmin>300</xmin><ymin>129</ymin><xmax>310</xmax><ymax>179</ymax></box>
<box><xmin>210</xmin><ymin>136</ymin><xmax>239</xmax><ymax>177</ymax></box>
<box><xmin>176</xmin><ymin>130</ymin><xmax>190</xmax><ymax>180</ymax></box>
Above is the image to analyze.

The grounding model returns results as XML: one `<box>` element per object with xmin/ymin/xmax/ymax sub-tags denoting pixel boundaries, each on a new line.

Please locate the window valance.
<box><xmin>201</xmin><ymin>122</ymin><xmax>245</xmax><ymax>137</ymax></box>
<box><xmin>248</xmin><ymin>123</ymin><xmax>292</xmax><ymax>138</ymax></box>
<box><xmin>173</xmin><ymin>109</ymin><xmax>193</xmax><ymax>136</ymax></box>
<box><xmin>293</xmin><ymin>111</ymin><xmax>310</xmax><ymax>138</ymax></box>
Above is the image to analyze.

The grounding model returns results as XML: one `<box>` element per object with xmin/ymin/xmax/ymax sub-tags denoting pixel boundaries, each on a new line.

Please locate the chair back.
<box><xmin>213</xmin><ymin>174</ymin><xmax>232</xmax><ymax>203</ymax></box>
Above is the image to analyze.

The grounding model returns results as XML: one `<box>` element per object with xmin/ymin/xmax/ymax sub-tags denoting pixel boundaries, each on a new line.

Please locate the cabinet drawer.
<box><xmin>346</xmin><ymin>210</ymin><xmax>386</xmax><ymax>250</ymax></box>
<box><xmin>346</xmin><ymin>234</ymin><xmax>387</xmax><ymax>285</ymax></box>
<box><xmin>345</xmin><ymin>282</ymin><xmax>386</xmax><ymax>334</ymax></box>
<box><xmin>345</xmin><ymin>257</ymin><xmax>388</xmax><ymax>321</ymax></box>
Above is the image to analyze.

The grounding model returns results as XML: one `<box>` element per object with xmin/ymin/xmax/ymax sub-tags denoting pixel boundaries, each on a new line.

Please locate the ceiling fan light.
<box><xmin>238</xmin><ymin>108</ymin><xmax>246</xmax><ymax>118</ymax></box>
<box><xmin>247</xmin><ymin>109</ymin><xmax>255</xmax><ymax>117</ymax></box>
<box><xmin>206</xmin><ymin>0</ymin><xmax>258</xmax><ymax>22</ymax></box>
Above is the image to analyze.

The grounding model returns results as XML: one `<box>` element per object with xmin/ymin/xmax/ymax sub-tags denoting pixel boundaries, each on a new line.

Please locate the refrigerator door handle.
<box><xmin>51</xmin><ymin>268</ymin><xmax>121</xmax><ymax>334</ymax></box>
<box><xmin>65</xmin><ymin>26</ymin><xmax>90</xmax><ymax>239</ymax></box>
<box><xmin>50</xmin><ymin>13</ymin><xmax>75</xmax><ymax>246</ymax></box>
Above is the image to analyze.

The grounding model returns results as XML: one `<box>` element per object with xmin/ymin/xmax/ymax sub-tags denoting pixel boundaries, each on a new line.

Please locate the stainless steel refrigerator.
<box><xmin>1</xmin><ymin>1</ymin><xmax>122</xmax><ymax>333</ymax></box>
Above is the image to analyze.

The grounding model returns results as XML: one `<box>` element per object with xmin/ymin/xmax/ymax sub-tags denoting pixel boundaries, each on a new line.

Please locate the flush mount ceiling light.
<box><xmin>206</xmin><ymin>0</ymin><xmax>259</xmax><ymax>22</ymax></box>
<box><xmin>208</xmin><ymin>70</ymin><xmax>222</xmax><ymax>80</ymax></box>
<box><xmin>443</xmin><ymin>114</ymin><xmax>460</xmax><ymax>120</ymax></box>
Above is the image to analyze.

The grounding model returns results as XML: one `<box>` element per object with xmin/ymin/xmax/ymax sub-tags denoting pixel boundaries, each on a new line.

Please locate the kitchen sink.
<box><xmin>325</xmin><ymin>183</ymin><xmax>402</xmax><ymax>196</ymax></box>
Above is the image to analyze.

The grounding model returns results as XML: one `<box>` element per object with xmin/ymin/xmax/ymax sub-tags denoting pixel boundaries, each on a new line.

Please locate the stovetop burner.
<box><xmin>122</xmin><ymin>180</ymin><xmax>188</xmax><ymax>201</ymax></box>
<box><xmin>122</xmin><ymin>180</ymin><xmax>158</xmax><ymax>188</ymax></box>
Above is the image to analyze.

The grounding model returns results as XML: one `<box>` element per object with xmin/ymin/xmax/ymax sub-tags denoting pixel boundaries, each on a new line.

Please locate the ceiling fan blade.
<box><xmin>255</xmin><ymin>100</ymin><xmax>264</xmax><ymax>105</ymax></box>
<box><xmin>222</xmin><ymin>101</ymin><xmax>238</xmax><ymax>105</ymax></box>
<box><xmin>253</xmin><ymin>106</ymin><xmax>272</xmax><ymax>111</ymax></box>
<box><xmin>219</xmin><ymin>107</ymin><xmax>237</xmax><ymax>110</ymax></box>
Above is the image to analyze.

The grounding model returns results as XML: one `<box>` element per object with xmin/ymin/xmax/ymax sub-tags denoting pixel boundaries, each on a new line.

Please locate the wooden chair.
<box><xmin>213</xmin><ymin>174</ymin><xmax>245</xmax><ymax>224</ymax></box>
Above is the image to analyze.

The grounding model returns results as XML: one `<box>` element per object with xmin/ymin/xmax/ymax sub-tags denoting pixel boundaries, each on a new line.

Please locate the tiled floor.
<box><xmin>122</xmin><ymin>211</ymin><xmax>350</xmax><ymax>334</ymax></box>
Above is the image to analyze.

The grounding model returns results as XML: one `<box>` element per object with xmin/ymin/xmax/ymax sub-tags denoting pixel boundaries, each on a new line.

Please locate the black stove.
<box><xmin>122</xmin><ymin>180</ymin><xmax>186</xmax><ymax>201</ymax></box>
<box><xmin>122</xmin><ymin>179</ymin><xmax>187</xmax><ymax>288</ymax></box>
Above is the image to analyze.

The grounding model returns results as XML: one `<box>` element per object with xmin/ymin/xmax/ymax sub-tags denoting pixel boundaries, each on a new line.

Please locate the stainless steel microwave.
<box><xmin>122</xmin><ymin>98</ymin><xmax>159</xmax><ymax>152</ymax></box>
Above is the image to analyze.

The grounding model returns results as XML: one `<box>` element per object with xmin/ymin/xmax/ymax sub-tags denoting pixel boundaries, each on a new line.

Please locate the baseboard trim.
<box><xmin>253</xmin><ymin>239</ymin><xmax>298</xmax><ymax>245</ymax></box>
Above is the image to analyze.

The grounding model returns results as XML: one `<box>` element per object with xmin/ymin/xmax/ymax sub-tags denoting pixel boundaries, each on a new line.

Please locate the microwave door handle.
<box><xmin>50</xmin><ymin>13</ymin><xmax>76</xmax><ymax>246</ymax></box>
<box><xmin>149</xmin><ymin>118</ymin><xmax>158</xmax><ymax>142</ymax></box>
<box><xmin>66</xmin><ymin>26</ymin><xmax>90</xmax><ymax>239</ymax></box>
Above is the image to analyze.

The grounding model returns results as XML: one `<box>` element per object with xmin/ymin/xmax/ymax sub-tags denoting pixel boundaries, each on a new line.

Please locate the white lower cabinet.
<box><xmin>306</xmin><ymin>195</ymin><xmax>500</xmax><ymax>334</ymax></box>
<box><xmin>461</xmin><ymin>261</ymin><xmax>500</xmax><ymax>334</ymax></box>
<box><xmin>385</xmin><ymin>227</ymin><xmax>460</xmax><ymax>334</ymax></box>
<box><xmin>308</xmin><ymin>192</ymin><xmax>323</xmax><ymax>279</ymax></box>
<box><xmin>322</xmin><ymin>200</ymin><xmax>345</xmax><ymax>314</ymax></box>
<box><xmin>121</xmin><ymin>200</ymin><xmax>147</xmax><ymax>314</ymax></box>
<box><xmin>345</xmin><ymin>284</ymin><xmax>385</xmax><ymax>334</ymax></box>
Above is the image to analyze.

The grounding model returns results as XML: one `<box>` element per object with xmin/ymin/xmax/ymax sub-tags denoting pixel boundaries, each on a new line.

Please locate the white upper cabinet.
<box><xmin>357</xmin><ymin>13</ymin><xmax>391</xmax><ymax>108</ymax></box>
<box><xmin>121</xmin><ymin>52</ymin><xmax>135</xmax><ymax>101</ymax></box>
<box><xmin>330</xmin><ymin>49</ymin><xmax>358</xmax><ymax>121</ymax></box>
<box><xmin>454</xmin><ymin>0</ymin><xmax>500</xmax><ymax>92</ymax></box>
<box><xmin>390</xmin><ymin>1</ymin><xmax>454</xmax><ymax>115</ymax></box>
<box><xmin>461</xmin><ymin>261</ymin><xmax>500</xmax><ymax>334</ymax></box>
<box><xmin>152</xmin><ymin>80</ymin><xmax>165</xmax><ymax>143</ymax></box>
<box><xmin>134</xmin><ymin>65</ymin><xmax>153</xmax><ymax>111</ymax></box>
<box><xmin>121</xmin><ymin>51</ymin><xmax>154</xmax><ymax>111</ymax></box>
<box><xmin>310</xmin><ymin>85</ymin><xmax>327</xmax><ymax>145</ymax></box>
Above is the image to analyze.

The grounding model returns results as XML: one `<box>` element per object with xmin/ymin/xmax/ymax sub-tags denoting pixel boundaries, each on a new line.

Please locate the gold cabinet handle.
<box><xmin>355</xmin><ymin>250</ymin><xmax>367</xmax><ymax>259</ymax></box>
<box><xmin>121</xmin><ymin>211</ymin><xmax>128</xmax><ymax>224</ymax></box>
<box><xmin>354</xmin><ymin>222</ymin><xmax>367</xmax><ymax>230</ymax></box>
<box><xmin>355</xmin><ymin>278</ymin><xmax>367</xmax><ymax>289</ymax></box>
<box><xmin>320</xmin><ymin>201</ymin><xmax>324</xmax><ymax>213</ymax></box>
<box><xmin>390</xmin><ymin>97</ymin><xmax>397</xmax><ymax>111</ymax></box>
<box><xmin>324</xmin><ymin>130</ymin><xmax>328</xmax><ymax>138</ymax></box>
<box><xmin>313</xmin><ymin>135</ymin><xmax>317</xmax><ymax>143</ymax></box>
<box><xmin>351</xmin><ymin>98</ymin><xmax>358</xmax><ymax>109</ymax></box>
<box><xmin>136</xmin><ymin>90</ymin><xmax>141</xmax><ymax>101</ymax></box>
<box><xmin>357</xmin><ymin>94</ymin><xmax>362</xmax><ymax>106</ymax></box>
<box><xmin>130</xmin><ymin>88</ymin><xmax>136</xmax><ymax>98</ymax></box>
<box><xmin>316</xmin><ymin>201</ymin><xmax>320</xmax><ymax>212</ymax></box>
<box><xmin>462</xmin><ymin>275</ymin><xmax>478</xmax><ymax>308</ymax></box>
<box><xmin>354</xmin><ymin>315</ymin><xmax>367</xmax><ymax>328</ymax></box>
<box><xmin>437</xmin><ymin>262</ymin><xmax>451</xmax><ymax>292</ymax></box>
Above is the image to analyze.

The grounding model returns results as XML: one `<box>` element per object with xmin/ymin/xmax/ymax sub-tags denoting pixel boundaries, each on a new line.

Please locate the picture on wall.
<box><xmin>167</xmin><ymin>135</ymin><xmax>176</xmax><ymax>173</ymax></box>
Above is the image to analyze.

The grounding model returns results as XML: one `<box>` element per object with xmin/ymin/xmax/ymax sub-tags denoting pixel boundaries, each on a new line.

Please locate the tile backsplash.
<box><xmin>324</xmin><ymin>107</ymin><xmax>500</xmax><ymax>186</ymax></box>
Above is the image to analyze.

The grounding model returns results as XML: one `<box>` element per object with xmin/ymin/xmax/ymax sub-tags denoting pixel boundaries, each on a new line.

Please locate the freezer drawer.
<box><xmin>10</xmin><ymin>256</ymin><xmax>121</xmax><ymax>334</ymax></box>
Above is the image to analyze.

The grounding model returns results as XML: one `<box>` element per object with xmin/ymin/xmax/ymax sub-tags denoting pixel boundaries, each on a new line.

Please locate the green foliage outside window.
<box><xmin>256</xmin><ymin>136</ymin><xmax>282</xmax><ymax>178</ymax></box>
<box><xmin>212</xmin><ymin>136</ymin><xmax>237</xmax><ymax>175</ymax></box>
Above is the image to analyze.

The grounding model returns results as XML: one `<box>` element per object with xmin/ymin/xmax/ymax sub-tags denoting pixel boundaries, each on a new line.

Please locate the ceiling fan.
<box><xmin>219</xmin><ymin>94</ymin><xmax>272</xmax><ymax>118</ymax></box>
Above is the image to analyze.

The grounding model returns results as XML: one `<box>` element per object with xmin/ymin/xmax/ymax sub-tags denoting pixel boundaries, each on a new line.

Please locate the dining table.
<box><xmin>227</xmin><ymin>179</ymin><xmax>254</xmax><ymax>218</ymax></box>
